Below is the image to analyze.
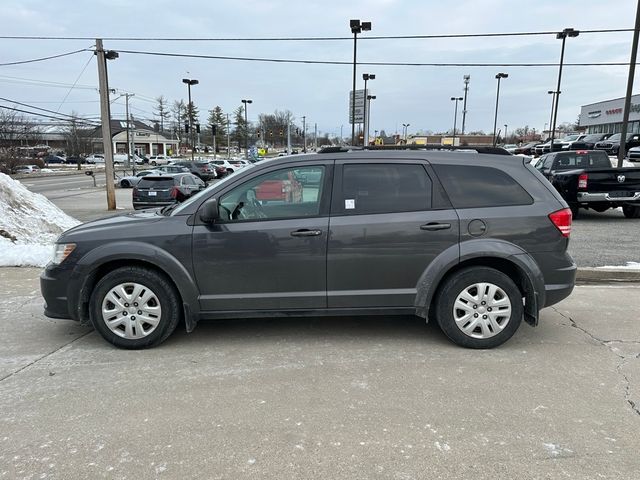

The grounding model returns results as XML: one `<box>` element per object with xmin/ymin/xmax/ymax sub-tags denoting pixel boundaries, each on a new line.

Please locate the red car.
<box><xmin>255</xmin><ymin>170</ymin><xmax>303</xmax><ymax>202</ymax></box>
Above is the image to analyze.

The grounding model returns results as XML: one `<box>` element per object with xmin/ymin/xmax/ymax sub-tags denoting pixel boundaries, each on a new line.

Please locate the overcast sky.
<box><xmin>0</xmin><ymin>0</ymin><xmax>636</xmax><ymax>138</ymax></box>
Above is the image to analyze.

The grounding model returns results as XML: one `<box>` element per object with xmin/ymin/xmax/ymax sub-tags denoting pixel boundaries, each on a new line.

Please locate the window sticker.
<box><xmin>345</xmin><ymin>199</ymin><xmax>356</xmax><ymax>210</ymax></box>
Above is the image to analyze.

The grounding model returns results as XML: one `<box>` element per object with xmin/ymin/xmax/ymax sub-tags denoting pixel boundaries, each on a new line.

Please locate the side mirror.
<box><xmin>199</xmin><ymin>198</ymin><xmax>219</xmax><ymax>223</ymax></box>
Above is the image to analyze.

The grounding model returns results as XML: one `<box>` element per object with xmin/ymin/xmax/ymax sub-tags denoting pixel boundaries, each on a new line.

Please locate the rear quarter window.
<box><xmin>554</xmin><ymin>151</ymin><xmax>611</xmax><ymax>169</ymax></box>
<box><xmin>433</xmin><ymin>164</ymin><xmax>533</xmax><ymax>209</ymax></box>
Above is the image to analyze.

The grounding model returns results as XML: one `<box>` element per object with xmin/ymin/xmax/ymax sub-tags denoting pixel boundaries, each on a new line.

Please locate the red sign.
<box><xmin>606</xmin><ymin>108</ymin><xmax>623</xmax><ymax>115</ymax></box>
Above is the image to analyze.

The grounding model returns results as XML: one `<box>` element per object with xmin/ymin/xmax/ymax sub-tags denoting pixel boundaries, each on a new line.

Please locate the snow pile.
<box><xmin>0</xmin><ymin>173</ymin><xmax>80</xmax><ymax>267</ymax></box>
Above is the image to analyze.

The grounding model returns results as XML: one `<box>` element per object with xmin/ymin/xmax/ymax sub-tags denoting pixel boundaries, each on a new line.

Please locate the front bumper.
<box><xmin>40</xmin><ymin>266</ymin><xmax>73</xmax><ymax>319</ymax></box>
<box><xmin>577</xmin><ymin>191</ymin><xmax>640</xmax><ymax>202</ymax></box>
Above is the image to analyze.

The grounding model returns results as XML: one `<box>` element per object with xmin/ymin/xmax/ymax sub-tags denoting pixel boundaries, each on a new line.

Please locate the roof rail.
<box><xmin>317</xmin><ymin>144</ymin><xmax>511</xmax><ymax>155</ymax></box>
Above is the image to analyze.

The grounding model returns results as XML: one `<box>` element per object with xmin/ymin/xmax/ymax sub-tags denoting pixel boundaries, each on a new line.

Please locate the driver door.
<box><xmin>192</xmin><ymin>162</ymin><xmax>333</xmax><ymax>312</ymax></box>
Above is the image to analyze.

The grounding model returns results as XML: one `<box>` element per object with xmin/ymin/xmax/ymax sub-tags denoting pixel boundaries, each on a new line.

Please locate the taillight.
<box><xmin>132</xmin><ymin>187</ymin><xmax>138</xmax><ymax>196</ymax></box>
<box><xmin>549</xmin><ymin>208</ymin><xmax>572</xmax><ymax>238</ymax></box>
<box><xmin>578</xmin><ymin>173</ymin><xmax>588</xmax><ymax>189</ymax></box>
<box><xmin>170</xmin><ymin>186</ymin><xmax>179</xmax><ymax>199</ymax></box>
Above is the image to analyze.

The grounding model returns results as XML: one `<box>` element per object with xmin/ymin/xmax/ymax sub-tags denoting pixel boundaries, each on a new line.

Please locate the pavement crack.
<box><xmin>0</xmin><ymin>329</ymin><xmax>92</xmax><ymax>383</ymax></box>
<box><xmin>551</xmin><ymin>306</ymin><xmax>640</xmax><ymax>418</ymax></box>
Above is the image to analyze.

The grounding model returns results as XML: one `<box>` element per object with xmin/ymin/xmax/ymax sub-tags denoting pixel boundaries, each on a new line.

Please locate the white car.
<box><xmin>85</xmin><ymin>154</ymin><xmax>104</xmax><ymax>164</ymax></box>
<box><xmin>209</xmin><ymin>159</ymin><xmax>241</xmax><ymax>174</ymax></box>
<box><xmin>148</xmin><ymin>155</ymin><xmax>171</xmax><ymax>166</ymax></box>
<box><xmin>113</xmin><ymin>154</ymin><xmax>144</xmax><ymax>165</ymax></box>
<box><xmin>14</xmin><ymin>165</ymin><xmax>41</xmax><ymax>174</ymax></box>
<box><xmin>118</xmin><ymin>169</ymin><xmax>164</xmax><ymax>188</ymax></box>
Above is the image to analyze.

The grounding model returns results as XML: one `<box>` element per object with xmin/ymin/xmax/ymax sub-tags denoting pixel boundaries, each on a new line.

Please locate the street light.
<box><xmin>241</xmin><ymin>99</ymin><xmax>252</xmax><ymax>159</ymax></box>
<box><xmin>366</xmin><ymin>94</ymin><xmax>376</xmax><ymax>145</ymax></box>
<box><xmin>492</xmin><ymin>72</ymin><xmax>508</xmax><ymax>146</ymax></box>
<box><xmin>450</xmin><ymin>97</ymin><xmax>463</xmax><ymax>146</ymax></box>
<box><xmin>550</xmin><ymin>28</ymin><xmax>579</xmax><ymax>151</ymax></box>
<box><xmin>350</xmin><ymin>19</ymin><xmax>372</xmax><ymax>145</ymax></box>
<box><xmin>547</xmin><ymin>90</ymin><xmax>558</xmax><ymax>140</ymax></box>
<box><xmin>402</xmin><ymin>123</ymin><xmax>410</xmax><ymax>142</ymax></box>
<box><xmin>182</xmin><ymin>78</ymin><xmax>199</xmax><ymax>160</ymax></box>
<box><xmin>362</xmin><ymin>73</ymin><xmax>375</xmax><ymax>146</ymax></box>
<box><xmin>504</xmin><ymin>124</ymin><xmax>508</xmax><ymax>143</ymax></box>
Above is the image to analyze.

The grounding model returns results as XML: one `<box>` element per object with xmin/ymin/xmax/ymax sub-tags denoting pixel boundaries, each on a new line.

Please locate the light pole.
<box><xmin>450</xmin><ymin>97</ymin><xmax>463</xmax><ymax>146</ymax></box>
<box><xmin>182</xmin><ymin>78</ymin><xmax>199</xmax><ymax>160</ymax></box>
<box><xmin>550</xmin><ymin>28</ymin><xmax>579</xmax><ymax>151</ymax></box>
<box><xmin>302</xmin><ymin>115</ymin><xmax>306</xmax><ymax>153</ymax></box>
<box><xmin>504</xmin><ymin>124</ymin><xmax>508</xmax><ymax>144</ymax></box>
<box><xmin>366</xmin><ymin>94</ymin><xmax>376</xmax><ymax>146</ymax></box>
<box><xmin>362</xmin><ymin>73</ymin><xmax>375</xmax><ymax>146</ymax></box>
<box><xmin>492</xmin><ymin>72</ymin><xmax>508</xmax><ymax>146</ymax></box>
<box><xmin>461</xmin><ymin>74</ymin><xmax>470</xmax><ymax>135</ymax></box>
<box><xmin>547</xmin><ymin>90</ymin><xmax>557</xmax><ymax>140</ymax></box>
<box><xmin>402</xmin><ymin>123</ymin><xmax>410</xmax><ymax>142</ymax></box>
<box><xmin>350</xmin><ymin>19</ymin><xmax>371</xmax><ymax>145</ymax></box>
<box><xmin>241</xmin><ymin>99</ymin><xmax>252</xmax><ymax>159</ymax></box>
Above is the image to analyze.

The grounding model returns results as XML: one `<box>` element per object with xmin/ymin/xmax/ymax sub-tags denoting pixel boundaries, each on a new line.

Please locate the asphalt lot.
<box><xmin>0</xmin><ymin>268</ymin><xmax>638</xmax><ymax>479</ymax></box>
<box><xmin>18</xmin><ymin>171</ymin><xmax>640</xmax><ymax>267</ymax></box>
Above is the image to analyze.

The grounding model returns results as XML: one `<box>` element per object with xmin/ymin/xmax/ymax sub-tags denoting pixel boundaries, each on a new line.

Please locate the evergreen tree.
<box><xmin>207</xmin><ymin>106</ymin><xmax>228</xmax><ymax>151</ymax></box>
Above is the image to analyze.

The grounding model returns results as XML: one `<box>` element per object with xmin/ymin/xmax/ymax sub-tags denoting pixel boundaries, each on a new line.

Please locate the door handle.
<box><xmin>290</xmin><ymin>229</ymin><xmax>322</xmax><ymax>237</ymax></box>
<box><xmin>420</xmin><ymin>223</ymin><xmax>451</xmax><ymax>231</ymax></box>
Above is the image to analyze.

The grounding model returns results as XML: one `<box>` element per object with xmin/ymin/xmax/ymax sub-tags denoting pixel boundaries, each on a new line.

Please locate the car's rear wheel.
<box><xmin>89</xmin><ymin>267</ymin><xmax>181</xmax><ymax>349</ymax></box>
<box><xmin>120</xmin><ymin>179</ymin><xmax>130</xmax><ymax>188</ymax></box>
<box><xmin>569</xmin><ymin>203</ymin><xmax>580</xmax><ymax>219</ymax></box>
<box><xmin>622</xmin><ymin>204</ymin><xmax>640</xmax><ymax>218</ymax></box>
<box><xmin>435</xmin><ymin>267</ymin><xmax>523</xmax><ymax>349</ymax></box>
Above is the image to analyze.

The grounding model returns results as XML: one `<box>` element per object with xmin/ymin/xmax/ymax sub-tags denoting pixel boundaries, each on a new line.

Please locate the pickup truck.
<box><xmin>535</xmin><ymin>150</ymin><xmax>640</xmax><ymax>218</ymax></box>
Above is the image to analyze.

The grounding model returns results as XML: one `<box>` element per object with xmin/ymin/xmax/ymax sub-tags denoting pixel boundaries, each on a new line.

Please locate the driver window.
<box><xmin>219</xmin><ymin>166</ymin><xmax>325</xmax><ymax>222</ymax></box>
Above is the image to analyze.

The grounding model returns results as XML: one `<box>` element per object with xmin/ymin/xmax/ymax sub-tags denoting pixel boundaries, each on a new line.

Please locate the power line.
<box><xmin>0</xmin><ymin>28</ymin><xmax>632</xmax><ymax>42</ymax></box>
<box><xmin>55</xmin><ymin>53</ymin><xmax>95</xmax><ymax>113</ymax></box>
<box><xmin>0</xmin><ymin>104</ymin><xmax>99</xmax><ymax>126</ymax></box>
<box><xmin>0</xmin><ymin>98</ymin><xmax>100</xmax><ymax>126</ymax></box>
<box><xmin>115</xmin><ymin>49</ymin><xmax>631</xmax><ymax>67</ymax></box>
<box><xmin>0</xmin><ymin>74</ymin><xmax>97</xmax><ymax>90</ymax></box>
<box><xmin>0</xmin><ymin>49</ymin><xmax>88</xmax><ymax>67</ymax></box>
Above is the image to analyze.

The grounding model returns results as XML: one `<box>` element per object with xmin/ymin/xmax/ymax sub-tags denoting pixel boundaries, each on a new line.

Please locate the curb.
<box><xmin>576</xmin><ymin>267</ymin><xmax>640</xmax><ymax>284</ymax></box>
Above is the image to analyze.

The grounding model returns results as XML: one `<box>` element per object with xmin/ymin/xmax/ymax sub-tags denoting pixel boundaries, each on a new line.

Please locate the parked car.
<box><xmin>118</xmin><ymin>169</ymin><xmax>164</xmax><ymax>188</ymax></box>
<box><xmin>513</xmin><ymin>142</ymin><xmax>539</xmax><ymax>156</ymax></box>
<box><xmin>541</xmin><ymin>139</ymin><xmax>565</xmax><ymax>154</ymax></box>
<box><xmin>85</xmin><ymin>154</ymin><xmax>104</xmax><ymax>164</ymax></box>
<box><xmin>155</xmin><ymin>165</ymin><xmax>191</xmax><ymax>174</ymax></box>
<box><xmin>66</xmin><ymin>155</ymin><xmax>86</xmax><ymax>165</ymax></box>
<box><xmin>132</xmin><ymin>173</ymin><xmax>205</xmax><ymax>209</ymax></box>
<box><xmin>229</xmin><ymin>159</ymin><xmax>250</xmax><ymax>170</ymax></box>
<box><xmin>43</xmin><ymin>155</ymin><xmax>66</xmax><ymax>164</ymax></box>
<box><xmin>170</xmin><ymin>160</ymin><xmax>216</xmax><ymax>181</ymax></box>
<box><xmin>41</xmin><ymin>149</ymin><xmax>576</xmax><ymax>350</ymax></box>
<box><xmin>568</xmin><ymin>133</ymin><xmax>612</xmax><ymax>150</ymax></box>
<box><xmin>209</xmin><ymin>159</ymin><xmax>238</xmax><ymax>175</ymax></box>
<box><xmin>559</xmin><ymin>134</ymin><xmax>587</xmax><ymax>150</ymax></box>
<box><xmin>13</xmin><ymin>165</ymin><xmax>40</xmax><ymax>174</ymax></box>
<box><xmin>594</xmin><ymin>133</ymin><xmax>640</xmax><ymax>155</ymax></box>
<box><xmin>535</xmin><ymin>150</ymin><xmax>640</xmax><ymax>218</ymax></box>
<box><xmin>148</xmin><ymin>155</ymin><xmax>171</xmax><ymax>166</ymax></box>
<box><xmin>113</xmin><ymin>154</ymin><xmax>144</xmax><ymax>165</ymax></box>
<box><xmin>503</xmin><ymin>144</ymin><xmax>518</xmax><ymax>154</ymax></box>
<box><xmin>626</xmin><ymin>145</ymin><xmax>640</xmax><ymax>161</ymax></box>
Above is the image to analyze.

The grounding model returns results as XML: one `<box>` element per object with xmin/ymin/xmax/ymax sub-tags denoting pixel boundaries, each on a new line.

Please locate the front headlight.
<box><xmin>51</xmin><ymin>243</ymin><xmax>76</xmax><ymax>265</ymax></box>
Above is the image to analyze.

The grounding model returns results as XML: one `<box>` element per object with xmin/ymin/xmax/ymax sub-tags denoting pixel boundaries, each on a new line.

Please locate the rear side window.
<box><xmin>340</xmin><ymin>164</ymin><xmax>431</xmax><ymax>214</ymax></box>
<box><xmin>433</xmin><ymin>165</ymin><xmax>533</xmax><ymax>209</ymax></box>
<box><xmin>554</xmin><ymin>151</ymin><xmax>611</xmax><ymax>169</ymax></box>
<box><xmin>138</xmin><ymin>178</ymin><xmax>175</xmax><ymax>188</ymax></box>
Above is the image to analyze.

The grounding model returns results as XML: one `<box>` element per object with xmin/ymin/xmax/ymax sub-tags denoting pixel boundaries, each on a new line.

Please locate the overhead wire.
<box><xmin>55</xmin><ymin>53</ymin><xmax>95</xmax><ymax>113</ymax></box>
<box><xmin>0</xmin><ymin>48</ymin><xmax>89</xmax><ymax>66</ymax></box>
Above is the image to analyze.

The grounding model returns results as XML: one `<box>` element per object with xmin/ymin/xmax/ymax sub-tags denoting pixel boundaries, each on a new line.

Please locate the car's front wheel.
<box><xmin>120</xmin><ymin>179</ymin><xmax>130</xmax><ymax>188</ymax></box>
<box><xmin>435</xmin><ymin>267</ymin><xmax>523</xmax><ymax>349</ymax></box>
<box><xmin>89</xmin><ymin>267</ymin><xmax>181</xmax><ymax>349</ymax></box>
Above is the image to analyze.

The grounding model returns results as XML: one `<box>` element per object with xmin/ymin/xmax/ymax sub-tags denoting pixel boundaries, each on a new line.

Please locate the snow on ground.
<box><xmin>0</xmin><ymin>173</ymin><xmax>80</xmax><ymax>267</ymax></box>
<box><xmin>596</xmin><ymin>262</ymin><xmax>640</xmax><ymax>270</ymax></box>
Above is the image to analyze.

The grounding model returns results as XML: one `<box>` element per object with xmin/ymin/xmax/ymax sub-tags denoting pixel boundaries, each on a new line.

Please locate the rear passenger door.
<box><xmin>327</xmin><ymin>159</ymin><xmax>460</xmax><ymax>308</ymax></box>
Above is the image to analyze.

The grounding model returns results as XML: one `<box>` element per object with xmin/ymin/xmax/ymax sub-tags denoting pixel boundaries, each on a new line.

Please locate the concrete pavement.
<box><xmin>0</xmin><ymin>268</ymin><xmax>638</xmax><ymax>479</ymax></box>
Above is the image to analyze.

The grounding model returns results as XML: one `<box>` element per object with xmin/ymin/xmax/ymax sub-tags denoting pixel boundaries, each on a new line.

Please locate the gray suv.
<box><xmin>40</xmin><ymin>150</ymin><xmax>576</xmax><ymax>349</ymax></box>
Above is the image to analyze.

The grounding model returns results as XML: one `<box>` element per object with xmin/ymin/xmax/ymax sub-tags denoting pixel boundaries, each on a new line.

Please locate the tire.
<box><xmin>569</xmin><ymin>203</ymin><xmax>580</xmax><ymax>219</ymax></box>
<box><xmin>151</xmin><ymin>161</ymin><xmax>157</xmax><ymax>166</ymax></box>
<box><xmin>622</xmin><ymin>204</ymin><xmax>640</xmax><ymax>218</ymax></box>
<box><xmin>226</xmin><ymin>169</ymin><xmax>234</xmax><ymax>175</ymax></box>
<box><xmin>120</xmin><ymin>179</ymin><xmax>130</xmax><ymax>188</ymax></box>
<box><xmin>89</xmin><ymin>266</ymin><xmax>181</xmax><ymax>349</ymax></box>
<box><xmin>435</xmin><ymin>267</ymin><xmax>524</xmax><ymax>349</ymax></box>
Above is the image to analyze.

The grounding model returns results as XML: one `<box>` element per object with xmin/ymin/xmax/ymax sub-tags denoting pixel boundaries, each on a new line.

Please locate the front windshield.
<box><xmin>583</xmin><ymin>134</ymin><xmax>602</xmax><ymax>141</ymax></box>
<box><xmin>562</xmin><ymin>134</ymin><xmax>579</xmax><ymax>141</ymax></box>
<box><xmin>170</xmin><ymin>164</ymin><xmax>256</xmax><ymax>215</ymax></box>
<box><xmin>607</xmin><ymin>133</ymin><xmax>621</xmax><ymax>141</ymax></box>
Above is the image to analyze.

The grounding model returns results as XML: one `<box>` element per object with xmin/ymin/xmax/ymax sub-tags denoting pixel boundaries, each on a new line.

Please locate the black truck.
<box><xmin>535</xmin><ymin>150</ymin><xmax>640</xmax><ymax>218</ymax></box>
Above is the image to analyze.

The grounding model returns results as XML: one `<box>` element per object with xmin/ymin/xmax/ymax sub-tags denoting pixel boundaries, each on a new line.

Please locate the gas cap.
<box><xmin>468</xmin><ymin>219</ymin><xmax>487</xmax><ymax>237</ymax></box>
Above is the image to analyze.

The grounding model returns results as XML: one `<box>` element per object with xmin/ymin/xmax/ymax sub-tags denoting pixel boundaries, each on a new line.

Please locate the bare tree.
<box><xmin>63</xmin><ymin>112</ymin><xmax>94</xmax><ymax>169</ymax></box>
<box><xmin>0</xmin><ymin>109</ymin><xmax>41</xmax><ymax>173</ymax></box>
<box><xmin>153</xmin><ymin>96</ymin><xmax>170</xmax><ymax>132</ymax></box>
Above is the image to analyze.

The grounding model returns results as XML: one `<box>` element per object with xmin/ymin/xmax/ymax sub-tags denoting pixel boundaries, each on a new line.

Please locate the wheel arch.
<box><xmin>414</xmin><ymin>239</ymin><xmax>545</xmax><ymax>327</ymax></box>
<box><xmin>69</xmin><ymin>242</ymin><xmax>200</xmax><ymax>332</ymax></box>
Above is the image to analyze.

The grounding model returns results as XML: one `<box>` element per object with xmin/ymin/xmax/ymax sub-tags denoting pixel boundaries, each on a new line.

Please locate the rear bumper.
<box><xmin>531</xmin><ymin>250</ymin><xmax>577</xmax><ymax>308</ymax></box>
<box><xmin>577</xmin><ymin>191</ymin><xmax>640</xmax><ymax>202</ymax></box>
<box><xmin>132</xmin><ymin>200</ymin><xmax>174</xmax><ymax>210</ymax></box>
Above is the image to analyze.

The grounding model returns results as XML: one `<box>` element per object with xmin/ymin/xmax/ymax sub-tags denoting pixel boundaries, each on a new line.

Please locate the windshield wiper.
<box><xmin>160</xmin><ymin>203</ymin><xmax>179</xmax><ymax>215</ymax></box>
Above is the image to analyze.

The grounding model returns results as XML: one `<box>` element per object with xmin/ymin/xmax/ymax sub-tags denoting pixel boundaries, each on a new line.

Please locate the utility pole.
<box><xmin>314</xmin><ymin>123</ymin><xmax>317</xmax><ymax>150</ymax></box>
<box><xmin>287</xmin><ymin>112</ymin><xmax>291</xmax><ymax>154</ymax></box>
<box><xmin>226</xmin><ymin>113</ymin><xmax>230</xmax><ymax>159</ymax></box>
<box><xmin>461</xmin><ymin>75</ymin><xmax>470</xmax><ymax>135</ymax></box>
<box><xmin>302</xmin><ymin>115</ymin><xmax>307</xmax><ymax>153</ymax></box>
<box><xmin>124</xmin><ymin>93</ymin><xmax>135</xmax><ymax>174</ymax></box>
<box><xmin>95</xmin><ymin>38</ymin><xmax>116</xmax><ymax>210</ymax></box>
<box><xmin>618</xmin><ymin>0</ymin><xmax>640</xmax><ymax>167</ymax></box>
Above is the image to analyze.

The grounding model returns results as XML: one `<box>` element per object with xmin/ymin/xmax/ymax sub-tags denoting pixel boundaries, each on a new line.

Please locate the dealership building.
<box><xmin>579</xmin><ymin>94</ymin><xmax>640</xmax><ymax>134</ymax></box>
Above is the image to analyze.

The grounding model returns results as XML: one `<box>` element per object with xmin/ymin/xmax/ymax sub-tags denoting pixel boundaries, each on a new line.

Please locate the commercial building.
<box><xmin>579</xmin><ymin>94</ymin><xmax>640</xmax><ymax>134</ymax></box>
<box><xmin>92</xmin><ymin>120</ymin><xmax>178</xmax><ymax>156</ymax></box>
